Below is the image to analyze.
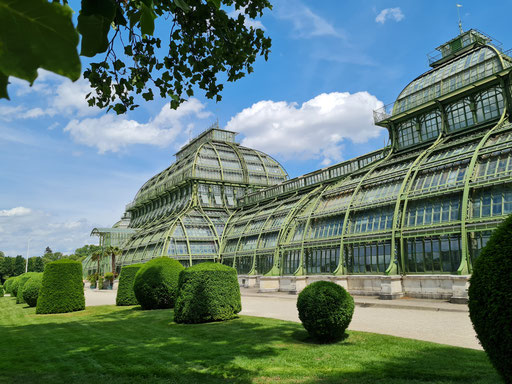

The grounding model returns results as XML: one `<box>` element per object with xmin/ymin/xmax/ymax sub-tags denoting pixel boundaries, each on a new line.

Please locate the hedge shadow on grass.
<box><xmin>0</xmin><ymin>301</ymin><xmax>502</xmax><ymax>384</ymax></box>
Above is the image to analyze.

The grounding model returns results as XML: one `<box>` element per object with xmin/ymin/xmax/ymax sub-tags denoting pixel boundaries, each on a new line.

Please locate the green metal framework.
<box><xmin>84</xmin><ymin>30</ymin><xmax>512</xmax><ymax>279</ymax></box>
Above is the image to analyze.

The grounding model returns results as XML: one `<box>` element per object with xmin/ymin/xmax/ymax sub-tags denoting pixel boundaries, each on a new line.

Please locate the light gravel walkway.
<box><xmin>84</xmin><ymin>287</ymin><xmax>480</xmax><ymax>350</ymax></box>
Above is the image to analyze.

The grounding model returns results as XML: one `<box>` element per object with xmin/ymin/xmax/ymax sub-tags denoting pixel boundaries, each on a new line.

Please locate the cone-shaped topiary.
<box><xmin>297</xmin><ymin>281</ymin><xmax>354</xmax><ymax>342</ymax></box>
<box><xmin>16</xmin><ymin>272</ymin><xmax>39</xmax><ymax>304</ymax></box>
<box><xmin>116</xmin><ymin>264</ymin><xmax>143</xmax><ymax>306</ymax></box>
<box><xmin>174</xmin><ymin>262</ymin><xmax>241</xmax><ymax>324</ymax></box>
<box><xmin>22</xmin><ymin>273</ymin><xmax>44</xmax><ymax>307</ymax></box>
<box><xmin>10</xmin><ymin>276</ymin><xmax>21</xmax><ymax>297</ymax></box>
<box><xmin>469</xmin><ymin>215</ymin><xmax>512</xmax><ymax>383</ymax></box>
<box><xmin>133</xmin><ymin>257</ymin><xmax>184</xmax><ymax>310</ymax></box>
<box><xmin>36</xmin><ymin>259</ymin><xmax>85</xmax><ymax>314</ymax></box>
<box><xmin>4</xmin><ymin>277</ymin><xmax>15</xmax><ymax>294</ymax></box>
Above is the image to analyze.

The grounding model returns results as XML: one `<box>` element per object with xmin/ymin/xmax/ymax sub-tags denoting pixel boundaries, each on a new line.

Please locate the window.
<box><xmin>404</xmin><ymin>236</ymin><xmax>461</xmax><ymax>273</ymax></box>
<box><xmin>344</xmin><ymin>241</ymin><xmax>391</xmax><ymax>274</ymax></box>
<box><xmin>447</xmin><ymin>99</ymin><xmax>473</xmax><ymax>132</ymax></box>
<box><xmin>256</xmin><ymin>254</ymin><xmax>274</xmax><ymax>275</ymax></box>
<box><xmin>282</xmin><ymin>250</ymin><xmax>301</xmax><ymax>275</ymax></box>
<box><xmin>305</xmin><ymin>247</ymin><xmax>340</xmax><ymax>274</ymax></box>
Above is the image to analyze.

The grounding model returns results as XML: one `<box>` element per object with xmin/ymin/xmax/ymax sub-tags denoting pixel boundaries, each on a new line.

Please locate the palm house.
<box><xmin>84</xmin><ymin>29</ymin><xmax>512</xmax><ymax>302</ymax></box>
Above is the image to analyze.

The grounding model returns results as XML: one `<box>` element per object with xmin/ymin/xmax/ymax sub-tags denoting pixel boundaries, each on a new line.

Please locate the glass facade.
<box><xmin>85</xmin><ymin>32</ymin><xmax>512</xmax><ymax>280</ymax></box>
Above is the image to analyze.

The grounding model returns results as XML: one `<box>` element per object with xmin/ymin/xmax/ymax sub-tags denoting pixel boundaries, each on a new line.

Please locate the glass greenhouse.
<box><xmin>83</xmin><ymin>30</ymin><xmax>512</xmax><ymax>300</ymax></box>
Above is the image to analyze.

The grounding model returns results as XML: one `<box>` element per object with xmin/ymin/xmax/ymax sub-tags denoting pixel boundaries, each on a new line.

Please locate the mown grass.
<box><xmin>0</xmin><ymin>296</ymin><xmax>500</xmax><ymax>384</ymax></box>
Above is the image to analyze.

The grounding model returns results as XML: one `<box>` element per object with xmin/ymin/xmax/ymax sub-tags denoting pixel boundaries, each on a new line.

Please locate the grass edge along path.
<box><xmin>0</xmin><ymin>296</ymin><xmax>500</xmax><ymax>384</ymax></box>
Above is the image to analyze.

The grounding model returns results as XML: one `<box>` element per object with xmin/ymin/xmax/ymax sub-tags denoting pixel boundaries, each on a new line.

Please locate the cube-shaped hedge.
<box><xmin>22</xmin><ymin>273</ymin><xmax>44</xmax><ymax>307</ymax></box>
<box><xmin>133</xmin><ymin>257</ymin><xmax>184</xmax><ymax>310</ymax></box>
<box><xmin>36</xmin><ymin>259</ymin><xmax>85</xmax><ymax>314</ymax></box>
<box><xmin>174</xmin><ymin>262</ymin><xmax>241</xmax><ymax>324</ymax></box>
<box><xmin>116</xmin><ymin>264</ymin><xmax>143</xmax><ymax>306</ymax></box>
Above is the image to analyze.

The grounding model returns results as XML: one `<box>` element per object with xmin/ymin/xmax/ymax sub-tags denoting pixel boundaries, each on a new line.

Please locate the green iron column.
<box><xmin>459</xmin><ymin>110</ymin><xmax>507</xmax><ymax>274</ymax></box>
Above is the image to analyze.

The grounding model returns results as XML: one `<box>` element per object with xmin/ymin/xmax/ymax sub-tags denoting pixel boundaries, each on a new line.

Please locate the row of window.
<box><xmin>397</xmin><ymin>86</ymin><xmax>504</xmax><ymax>148</ymax></box>
<box><xmin>406</xmin><ymin>197</ymin><xmax>461</xmax><ymax>226</ymax></box>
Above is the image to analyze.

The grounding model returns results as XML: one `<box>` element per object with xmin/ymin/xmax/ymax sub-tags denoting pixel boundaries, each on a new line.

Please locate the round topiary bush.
<box><xmin>36</xmin><ymin>259</ymin><xmax>85</xmax><ymax>314</ymax></box>
<box><xmin>174</xmin><ymin>262</ymin><xmax>241</xmax><ymax>324</ymax></box>
<box><xmin>16</xmin><ymin>272</ymin><xmax>39</xmax><ymax>304</ymax></box>
<box><xmin>22</xmin><ymin>273</ymin><xmax>44</xmax><ymax>307</ymax></box>
<box><xmin>133</xmin><ymin>257</ymin><xmax>184</xmax><ymax>310</ymax></box>
<box><xmin>4</xmin><ymin>277</ymin><xmax>15</xmax><ymax>294</ymax></box>
<box><xmin>10</xmin><ymin>276</ymin><xmax>21</xmax><ymax>297</ymax></box>
<box><xmin>116</xmin><ymin>264</ymin><xmax>143</xmax><ymax>306</ymax></box>
<box><xmin>469</xmin><ymin>215</ymin><xmax>512</xmax><ymax>383</ymax></box>
<box><xmin>297</xmin><ymin>281</ymin><xmax>354</xmax><ymax>342</ymax></box>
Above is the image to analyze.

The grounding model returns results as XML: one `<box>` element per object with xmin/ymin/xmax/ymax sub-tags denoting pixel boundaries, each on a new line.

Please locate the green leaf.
<box><xmin>174</xmin><ymin>0</ymin><xmax>190</xmax><ymax>12</ymax></box>
<box><xmin>207</xmin><ymin>0</ymin><xmax>221</xmax><ymax>9</ymax></box>
<box><xmin>140</xmin><ymin>2</ymin><xmax>156</xmax><ymax>36</ymax></box>
<box><xmin>77</xmin><ymin>0</ymin><xmax>117</xmax><ymax>57</ymax></box>
<box><xmin>0</xmin><ymin>0</ymin><xmax>81</xmax><ymax>84</ymax></box>
<box><xmin>0</xmin><ymin>71</ymin><xmax>9</xmax><ymax>100</ymax></box>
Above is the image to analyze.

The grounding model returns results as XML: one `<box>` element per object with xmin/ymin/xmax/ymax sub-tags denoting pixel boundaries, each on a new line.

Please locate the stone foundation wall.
<box><xmin>245</xmin><ymin>274</ymin><xmax>470</xmax><ymax>303</ymax></box>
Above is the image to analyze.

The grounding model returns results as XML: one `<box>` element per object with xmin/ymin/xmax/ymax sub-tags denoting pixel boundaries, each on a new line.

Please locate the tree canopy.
<box><xmin>0</xmin><ymin>0</ymin><xmax>272</xmax><ymax>113</ymax></box>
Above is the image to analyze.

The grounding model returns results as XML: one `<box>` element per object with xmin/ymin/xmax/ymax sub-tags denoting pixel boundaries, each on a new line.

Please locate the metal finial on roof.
<box><xmin>456</xmin><ymin>4</ymin><xmax>464</xmax><ymax>34</ymax></box>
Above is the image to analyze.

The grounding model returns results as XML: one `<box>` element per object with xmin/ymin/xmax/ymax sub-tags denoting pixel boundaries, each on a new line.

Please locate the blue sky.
<box><xmin>1</xmin><ymin>0</ymin><xmax>510</xmax><ymax>257</ymax></box>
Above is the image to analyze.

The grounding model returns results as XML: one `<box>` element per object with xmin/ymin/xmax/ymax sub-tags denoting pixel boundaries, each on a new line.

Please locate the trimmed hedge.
<box><xmin>133</xmin><ymin>257</ymin><xmax>184</xmax><ymax>310</ymax></box>
<box><xmin>22</xmin><ymin>273</ymin><xmax>44</xmax><ymax>307</ymax></box>
<box><xmin>297</xmin><ymin>281</ymin><xmax>354</xmax><ymax>342</ymax></box>
<box><xmin>36</xmin><ymin>259</ymin><xmax>85</xmax><ymax>314</ymax></box>
<box><xmin>16</xmin><ymin>272</ymin><xmax>39</xmax><ymax>304</ymax></box>
<box><xmin>116</xmin><ymin>264</ymin><xmax>143</xmax><ymax>306</ymax></box>
<box><xmin>174</xmin><ymin>262</ymin><xmax>241</xmax><ymax>324</ymax></box>
<box><xmin>469</xmin><ymin>214</ymin><xmax>512</xmax><ymax>383</ymax></box>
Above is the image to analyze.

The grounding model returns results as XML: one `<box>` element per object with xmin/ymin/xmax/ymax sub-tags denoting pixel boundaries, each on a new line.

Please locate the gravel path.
<box><xmin>84</xmin><ymin>288</ymin><xmax>480</xmax><ymax>350</ymax></box>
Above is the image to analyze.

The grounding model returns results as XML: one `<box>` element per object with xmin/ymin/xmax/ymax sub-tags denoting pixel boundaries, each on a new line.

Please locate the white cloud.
<box><xmin>0</xmin><ymin>208</ymin><xmax>98</xmax><ymax>256</ymax></box>
<box><xmin>375</xmin><ymin>8</ymin><xmax>404</xmax><ymax>24</ymax></box>
<box><xmin>0</xmin><ymin>207</ymin><xmax>32</xmax><ymax>217</ymax></box>
<box><xmin>64</xmin><ymin>98</ymin><xmax>212</xmax><ymax>153</ymax></box>
<box><xmin>228</xmin><ymin>7</ymin><xmax>265</xmax><ymax>30</ymax></box>
<box><xmin>226</xmin><ymin>92</ymin><xmax>384</xmax><ymax>165</ymax></box>
<box><xmin>275</xmin><ymin>1</ymin><xmax>344</xmax><ymax>39</ymax></box>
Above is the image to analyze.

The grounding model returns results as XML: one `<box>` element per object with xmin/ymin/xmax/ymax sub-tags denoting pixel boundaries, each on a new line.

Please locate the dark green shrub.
<box><xmin>174</xmin><ymin>262</ymin><xmax>241</xmax><ymax>324</ymax></box>
<box><xmin>4</xmin><ymin>277</ymin><xmax>15</xmax><ymax>294</ymax></box>
<box><xmin>297</xmin><ymin>281</ymin><xmax>354</xmax><ymax>342</ymax></box>
<box><xmin>16</xmin><ymin>273</ymin><xmax>39</xmax><ymax>304</ymax></box>
<box><xmin>133</xmin><ymin>257</ymin><xmax>184</xmax><ymax>310</ymax></box>
<box><xmin>36</xmin><ymin>259</ymin><xmax>85</xmax><ymax>314</ymax></box>
<box><xmin>22</xmin><ymin>273</ymin><xmax>44</xmax><ymax>307</ymax></box>
<box><xmin>469</xmin><ymin>215</ymin><xmax>512</xmax><ymax>383</ymax></box>
<box><xmin>0</xmin><ymin>284</ymin><xmax>3</xmax><ymax>297</ymax></box>
<box><xmin>10</xmin><ymin>276</ymin><xmax>21</xmax><ymax>297</ymax></box>
<box><xmin>116</xmin><ymin>264</ymin><xmax>143</xmax><ymax>306</ymax></box>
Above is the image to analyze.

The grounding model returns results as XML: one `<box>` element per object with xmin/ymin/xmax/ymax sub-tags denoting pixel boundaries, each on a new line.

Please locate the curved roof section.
<box><xmin>130</xmin><ymin>128</ymin><xmax>288</xmax><ymax>207</ymax></box>
<box><xmin>393</xmin><ymin>45</ymin><xmax>509</xmax><ymax>115</ymax></box>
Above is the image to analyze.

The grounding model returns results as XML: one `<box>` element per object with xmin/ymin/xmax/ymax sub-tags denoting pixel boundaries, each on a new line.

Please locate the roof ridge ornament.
<box><xmin>456</xmin><ymin>4</ymin><xmax>464</xmax><ymax>35</ymax></box>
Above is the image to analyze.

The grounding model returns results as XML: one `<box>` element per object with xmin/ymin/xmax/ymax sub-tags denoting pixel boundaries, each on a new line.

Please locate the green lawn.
<box><xmin>0</xmin><ymin>296</ymin><xmax>500</xmax><ymax>384</ymax></box>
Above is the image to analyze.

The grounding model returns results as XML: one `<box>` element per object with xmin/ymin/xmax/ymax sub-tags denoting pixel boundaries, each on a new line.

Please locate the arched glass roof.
<box><xmin>393</xmin><ymin>46</ymin><xmax>509</xmax><ymax>115</ymax></box>
<box><xmin>129</xmin><ymin>128</ymin><xmax>287</xmax><ymax>208</ymax></box>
